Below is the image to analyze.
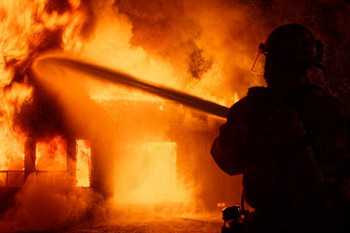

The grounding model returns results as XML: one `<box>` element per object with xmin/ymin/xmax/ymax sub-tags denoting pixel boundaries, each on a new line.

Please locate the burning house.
<box><xmin>0</xmin><ymin>0</ymin><xmax>245</xmax><ymax>224</ymax></box>
<box><xmin>1</xmin><ymin>53</ymin><xmax>240</xmax><ymax>211</ymax></box>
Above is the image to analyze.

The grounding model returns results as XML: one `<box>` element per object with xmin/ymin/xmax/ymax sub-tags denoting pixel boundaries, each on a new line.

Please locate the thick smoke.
<box><xmin>79</xmin><ymin>0</ymin><xmax>350</xmax><ymax>102</ymax></box>
<box><xmin>112</xmin><ymin>0</ymin><xmax>350</xmax><ymax>102</ymax></box>
<box><xmin>0</xmin><ymin>177</ymin><xmax>103</xmax><ymax>232</ymax></box>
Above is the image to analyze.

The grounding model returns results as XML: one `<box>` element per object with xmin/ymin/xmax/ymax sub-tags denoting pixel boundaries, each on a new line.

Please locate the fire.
<box><xmin>35</xmin><ymin>137</ymin><xmax>91</xmax><ymax>188</ymax></box>
<box><xmin>0</xmin><ymin>0</ymin><xmax>87</xmax><ymax>173</ymax></box>
<box><xmin>0</xmin><ymin>0</ymin><xmax>347</xmax><ymax>231</ymax></box>
<box><xmin>0</xmin><ymin>0</ymin><xmax>84</xmax><ymax>64</ymax></box>
<box><xmin>0</xmin><ymin>0</ymin><xmax>232</xmax><ymax>205</ymax></box>
<box><xmin>0</xmin><ymin>1</ymin><xmax>256</xmax><ymax>229</ymax></box>
<box><xmin>0</xmin><ymin>83</ymin><xmax>31</xmax><ymax>185</ymax></box>
<box><xmin>36</xmin><ymin>136</ymin><xmax>67</xmax><ymax>171</ymax></box>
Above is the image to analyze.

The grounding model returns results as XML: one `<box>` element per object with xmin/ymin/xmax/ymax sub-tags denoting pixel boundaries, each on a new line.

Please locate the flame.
<box><xmin>0</xmin><ymin>84</ymin><xmax>31</xmax><ymax>172</ymax></box>
<box><xmin>0</xmin><ymin>0</ymin><xmax>259</xmax><ymax>221</ymax></box>
<box><xmin>0</xmin><ymin>0</ymin><xmax>85</xmax><ymax>64</ymax></box>
<box><xmin>0</xmin><ymin>0</ymin><xmax>87</xmax><ymax>172</ymax></box>
<box><xmin>36</xmin><ymin>136</ymin><xmax>67</xmax><ymax>171</ymax></box>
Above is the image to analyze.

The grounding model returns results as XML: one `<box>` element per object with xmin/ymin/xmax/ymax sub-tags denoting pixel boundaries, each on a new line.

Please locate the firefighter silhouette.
<box><xmin>211</xmin><ymin>24</ymin><xmax>349</xmax><ymax>233</ymax></box>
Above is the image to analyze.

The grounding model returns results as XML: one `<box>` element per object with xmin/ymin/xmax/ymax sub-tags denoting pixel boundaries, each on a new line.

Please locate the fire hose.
<box><xmin>35</xmin><ymin>57</ymin><xmax>229</xmax><ymax>118</ymax></box>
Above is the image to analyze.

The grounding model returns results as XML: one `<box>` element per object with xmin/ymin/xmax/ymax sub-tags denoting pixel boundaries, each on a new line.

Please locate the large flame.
<box><xmin>0</xmin><ymin>0</ymin><xmax>87</xmax><ymax>174</ymax></box>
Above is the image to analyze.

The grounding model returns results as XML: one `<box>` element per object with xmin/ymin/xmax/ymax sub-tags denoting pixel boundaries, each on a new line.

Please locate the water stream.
<box><xmin>34</xmin><ymin>57</ymin><xmax>229</xmax><ymax>118</ymax></box>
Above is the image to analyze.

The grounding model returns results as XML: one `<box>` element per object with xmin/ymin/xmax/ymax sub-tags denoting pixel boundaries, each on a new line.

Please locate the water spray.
<box><xmin>34</xmin><ymin>57</ymin><xmax>229</xmax><ymax>118</ymax></box>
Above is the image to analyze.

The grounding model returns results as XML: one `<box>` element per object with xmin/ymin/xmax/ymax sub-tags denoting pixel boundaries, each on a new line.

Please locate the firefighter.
<box><xmin>211</xmin><ymin>24</ymin><xmax>349</xmax><ymax>233</ymax></box>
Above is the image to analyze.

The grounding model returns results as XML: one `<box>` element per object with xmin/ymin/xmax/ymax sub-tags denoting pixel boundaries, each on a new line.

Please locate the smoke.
<box><xmin>95</xmin><ymin>0</ymin><xmax>349</xmax><ymax>102</ymax></box>
<box><xmin>76</xmin><ymin>0</ymin><xmax>266</xmax><ymax>105</ymax></box>
<box><xmin>0</xmin><ymin>174</ymin><xmax>104</xmax><ymax>233</ymax></box>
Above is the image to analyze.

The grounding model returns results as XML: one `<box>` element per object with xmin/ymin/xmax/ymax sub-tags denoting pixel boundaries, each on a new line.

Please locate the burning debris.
<box><xmin>0</xmin><ymin>0</ymin><xmax>349</xmax><ymax>232</ymax></box>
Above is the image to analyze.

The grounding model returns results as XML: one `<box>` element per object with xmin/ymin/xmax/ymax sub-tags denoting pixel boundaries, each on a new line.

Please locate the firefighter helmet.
<box><xmin>259</xmin><ymin>24</ymin><xmax>323</xmax><ymax>68</ymax></box>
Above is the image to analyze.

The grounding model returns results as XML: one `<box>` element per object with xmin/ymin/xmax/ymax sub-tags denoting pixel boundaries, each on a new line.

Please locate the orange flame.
<box><xmin>36</xmin><ymin>136</ymin><xmax>67</xmax><ymax>171</ymax></box>
<box><xmin>0</xmin><ymin>0</ymin><xmax>87</xmax><ymax>173</ymax></box>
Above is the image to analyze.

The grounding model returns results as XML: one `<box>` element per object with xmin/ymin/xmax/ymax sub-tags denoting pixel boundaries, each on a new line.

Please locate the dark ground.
<box><xmin>23</xmin><ymin>217</ymin><xmax>222</xmax><ymax>233</ymax></box>
<box><xmin>62</xmin><ymin>218</ymin><xmax>221</xmax><ymax>233</ymax></box>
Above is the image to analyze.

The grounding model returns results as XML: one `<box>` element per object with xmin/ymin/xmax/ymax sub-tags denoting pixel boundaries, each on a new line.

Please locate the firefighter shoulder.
<box><xmin>210</xmin><ymin>98</ymin><xmax>245</xmax><ymax>176</ymax></box>
<box><xmin>210</xmin><ymin>86</ymin><xmax>271</xmax><ymax>176</ymax></box>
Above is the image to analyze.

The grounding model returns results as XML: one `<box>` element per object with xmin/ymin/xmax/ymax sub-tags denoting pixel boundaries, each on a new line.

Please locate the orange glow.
<box><xmin>147</xmin><ymin>142</ymin><xmax>178</xmax><ymax>202</ymax></box>
<box><xmin>115</xmin><ymin>142</ymin><xmax>189</xmax><ymax>205</ymax></box>
<box><xmin>0</xmin><ymin>84</ymin><xmax>31</xmax><ymax>173</ymax></box>
<box><xmin>36</xmin><ymin>136</ymin><xmax>67</xmax><ymax>171</ymax></box>
<box><xmin>0</xmin><ymin>173</ymin><xmax>6</xmax><ymax>187</ymax></box>
<box><xmin>76</xmin><ymin>140</ymin><xmax>90</xmax><ymax>187</ymax></box>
